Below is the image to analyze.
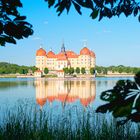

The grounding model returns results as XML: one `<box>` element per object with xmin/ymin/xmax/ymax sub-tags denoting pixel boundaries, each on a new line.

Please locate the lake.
<box><xmin>0</xmin><ymin>77</ymin><xmax>133</xmax><ymax>114</ymax></box>
<box><xmin>0</xmin><ymin>77</ymin><xmax>138</xmax><ymax>139</ymax></box>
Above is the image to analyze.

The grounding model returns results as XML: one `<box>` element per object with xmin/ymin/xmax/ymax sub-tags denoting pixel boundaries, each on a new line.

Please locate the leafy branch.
<box><xmin>96</xmin><ymin>71</ymin><xmax>140</xmax><ymax>125</ymax></box>
<box><xmin>45</xmin><ymin>0</ymin><xmax>140</xmax><ymax>21</ymax></box>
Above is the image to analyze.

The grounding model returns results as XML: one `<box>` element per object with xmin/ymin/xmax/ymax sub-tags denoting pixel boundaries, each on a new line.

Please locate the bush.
<box><xmin>81</xmin><ymin>67</ymin><xmax>86</xmax><ymax>74</ymax></box>
<box><xmin>44</xmin><ymin>68</ymin><xmax>49</xmax><ymax>74</ymax></box>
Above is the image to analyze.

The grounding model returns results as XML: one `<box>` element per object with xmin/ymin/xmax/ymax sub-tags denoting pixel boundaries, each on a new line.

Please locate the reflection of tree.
<box><xmin>96</xmin><ymin>72</ymin><xmax>140</xmax><ymax>125</ymax></box>
<box><xmin>0</xmin><ymin>81</ymin><xmax>30</xmax><ymax>90</ymax></box>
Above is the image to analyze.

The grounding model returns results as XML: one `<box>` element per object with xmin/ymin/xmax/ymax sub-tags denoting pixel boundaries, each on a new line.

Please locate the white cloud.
<box><xmin>31</xmin><ymin>37</ymin><xmax>42</xmax><ymax>41</ymax></box>
<box><xmin>103</xmin><ymin>30</ymin><xmax>112</xmax><ymax>33</ymax></box>
<box><xmin>95</xmin><ymin>30</ymin><xmax>112</xmax><ymax>35</ymax></box>
<box><xmin>44</xmin><ymin>21</ymin><xmax>48</xmax><ymax>25</ymax></box>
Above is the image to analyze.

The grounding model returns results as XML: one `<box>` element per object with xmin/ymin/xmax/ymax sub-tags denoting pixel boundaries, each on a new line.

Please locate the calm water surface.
<box><xmin>0</xmin><ymin>77</ymin><xmax>133</xmax><ymax>112</ymax></box>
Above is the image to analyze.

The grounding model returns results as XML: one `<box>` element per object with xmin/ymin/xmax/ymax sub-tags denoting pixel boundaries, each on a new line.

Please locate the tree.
<box><xmin>45</xmin><ymin>0</ymin><xmax>140</xmax><ymax>21</ymax></box>
<box><xmin>19</xmin><ymin>68</ymin><xmax>28</xmax><ymax>74</ymax></box>
<box><xmin>90</xmin><ymin>67</ymin><xmax>95</xmax><ymax>75</ymax></box>
<box><xmin>75</xmin><ymin>67</ymin><xmax>80</xmax><ymax>74</ymax></box>
<box><xmin>69</xmin><ymin>67</ymin><xmax>74</xmax><ymax>75</ymax></box>
<box><xmin>0</xmin><ymin>62</ymin><xmax>37</xmax><ymax>74</ymax></box>
<box><xmin>0</xmin><ymin>0</ymin><xmax>33</xmax><ymax>46</ymax></box>
<box><xmin>1</xmin><ymin>0</ymin><xmax>140</xmax><ymax>46</ymax></box>
<box><xmin>102</xmin><ymin>68</ymin><xmax>108</xmax><ymax>74</ymax></box>
<box><xmin>117</xmin><ymin>65</ymin><xmax>123</xmax><ymax>73</ymax></box>
<box><xmin>81</xmin><ymin>67</ymin><xmax>86</xmax><ymax>74</ymax></box>
<box><xmin>96</xmin><ymin>71</ymin><xmax>140</xmax><ymax>126</ymax></box>
<box><xmin>44</xmin><ymin>68</ymin><xmax>49</xmax><ymax>74</ymax></box>
<box><xmin>63</xmin><ymin>67</ymin><xmax>69</xmax><ymax>74</ymax></box>
<box><xmin>95</xmin><ymin>66</ymin><xmax>102</xmax><ymax>74</ymax></box>
<box><xmin>30</xmin><ymin>66</ymin><xmax>38</xmax><ymax>73</ymax></box>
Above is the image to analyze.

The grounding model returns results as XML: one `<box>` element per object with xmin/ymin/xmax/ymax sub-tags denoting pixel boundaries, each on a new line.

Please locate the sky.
<box><xmin>0</xmin><ymin>0</ymin><xmax>140</xmax><ymax>67</ymax></box>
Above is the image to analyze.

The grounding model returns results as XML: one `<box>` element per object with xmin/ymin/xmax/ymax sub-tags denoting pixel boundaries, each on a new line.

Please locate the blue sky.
<box><xmin>0</xmin><ymin>0</ymin><xmax>140</xmax><ymax>67</ymax></box>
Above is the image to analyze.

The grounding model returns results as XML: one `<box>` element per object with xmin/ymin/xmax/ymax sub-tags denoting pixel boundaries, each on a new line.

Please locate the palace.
<box><xmin>35</xmin><ymin>43</ymin><xmax>96</xmax><ymax>75</ymax></box>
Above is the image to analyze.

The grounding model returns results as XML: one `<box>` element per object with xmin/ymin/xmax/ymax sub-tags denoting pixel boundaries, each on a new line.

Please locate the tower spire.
<box><xmin>83</xmin><ymin>40</ymin><xmax>87</xmax><ymax>47</ymax></box>
<box><xmin>40</xmin><ymin>44</ymin><xmax>43</xmax><ymax>48</ymax></box>
<box><xmin>61</xmin><ymin>40</ymin><xmax>66</xmax><ymax>53</ymax></box>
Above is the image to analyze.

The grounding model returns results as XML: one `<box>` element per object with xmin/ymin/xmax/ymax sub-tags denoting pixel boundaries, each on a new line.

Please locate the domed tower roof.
<box><xmin>80</xmin><ymin>47</ymin><xmax>91</xmax><ymax>55</ymax></box>
<box><xmin>36</xmin><ymin>48</ymin><xmax>46</xmax><ymax>56</ymax></box>
<box><xmin>47</xmin><ymin>51</ymin><xmax>56</xmax><ymax>58</ymax></box>
<box><xmin>90</xmin><ymin>50</ymin><xmax>96</xmax><ymax>58</ymax></box>
<box><xmin>66</xmin><ymin>50</ymin><xmax>78</xmax><ymax>58</ymax></box>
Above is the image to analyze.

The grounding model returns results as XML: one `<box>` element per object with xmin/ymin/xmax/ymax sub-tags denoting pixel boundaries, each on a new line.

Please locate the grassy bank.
<box><xmin>0</xmin><ymin>103</ymin><xmax>140</xmax><ymax>140</ymax></box>
<box><xmin>0</xmin><ymin>74</ymin><xmax>17</xmax><ymax>78</ymax></box>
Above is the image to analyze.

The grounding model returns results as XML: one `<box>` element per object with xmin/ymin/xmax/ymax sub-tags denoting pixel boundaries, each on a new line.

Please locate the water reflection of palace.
<box><xmin>34</xmin><ymin>79</ymin><xmax>96</xmax><ymax>108</ymax></box>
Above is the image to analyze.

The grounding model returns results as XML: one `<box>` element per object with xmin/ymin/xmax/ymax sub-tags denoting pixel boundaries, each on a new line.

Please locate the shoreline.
<box><xmin>99</xmin><ymin>74</ymin><xmax>134</xmax><ymax>78</ymax></box>
<box><xmin>0</xmin><ymin>74</ymin><xmax>134</xmax><ymax>79</ymax></box>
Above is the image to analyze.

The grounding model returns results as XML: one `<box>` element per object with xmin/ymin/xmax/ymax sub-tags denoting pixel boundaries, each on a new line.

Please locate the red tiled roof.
<box><xmin>35</xmin><ymin>70</ymin><xmax>42</xmax><ymax>73</ymax></box>
<box><xmin>66</xmin><ymin>51</ymin><xmax>78</xmax><ymax>58</ymax></box>
<box><xmin>56</xmin><ymin>52</ymin><xmax>67</xmax><ymax>60</ymax></box>
<box><xmin>47</xmin><ymin>51</ymin><xmax>56</xmax><ymax>58</ymax></box>
<box><xmin>57</xmin><ymin>70</ymin><xmax>64</xmax><ymax>72</ymax></box>
<box><xmin>90</xmin><ymin>50</ymin><xmax>96</xmax><ymax>58</ymax></box>
<box><xmin>36</xmin><ymin>48</ymin><xmax>46</xmax><ymax>56</ymax></box>
<box><xmin>80</xmin><ymin>47</ymin><xmax>91</xmax><ymax>55</ymax></box>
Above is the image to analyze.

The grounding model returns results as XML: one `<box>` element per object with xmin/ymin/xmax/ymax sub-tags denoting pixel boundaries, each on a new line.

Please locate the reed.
<box><xmin>0</xmin><ymin>102</ymin><xmax>139</xmax><ymax>140</ymax></box>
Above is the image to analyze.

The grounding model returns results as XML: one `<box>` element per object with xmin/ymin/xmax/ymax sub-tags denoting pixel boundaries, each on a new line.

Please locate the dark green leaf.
<box><xmin>47</xmin><ymin>0</ymin><xmax>55</xmax><ymax>8</ymax></box>
<box><xmin>139</xmin><ymin>15</ymin><xmax>140</xmax><ymax>22</ymax></box>
<box><xmin>72</xmin><ymin>1</ymin><xmax>82</xmax><ymax>15</ymax></box>
<box><xmin>90</xmin><ymin>9</ymin><xmax>98</xmax><ymax>19</ymax></box>
<box><xmin>14</xmin><ymin>16</ymin><xmax>26</xmax><ymax>21</ymax></box>
<box><xmin>134</xmin><ymin>7</ymin><xmax>138</xmax><ymax>17</ymax></box>
<box><xmin>56</xmin><ymin>2</ymin><xmax>66</xmax><ymax>16</ymax></box>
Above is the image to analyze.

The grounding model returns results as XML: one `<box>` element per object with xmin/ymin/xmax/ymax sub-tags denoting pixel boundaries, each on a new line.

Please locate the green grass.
<box><xmin>0</xmin><ymin>74</ymin><xmax>17</xmax><ymax>78</ymax></box>
<box><xmin>0</xmin><ymin>103</ymin><xmax>140</xmax><ymax>140</ymax></box>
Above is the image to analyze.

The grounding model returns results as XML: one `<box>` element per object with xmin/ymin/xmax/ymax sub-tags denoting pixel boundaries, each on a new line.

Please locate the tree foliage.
<box><xmin>90</xmin><ymin>67</ymin><xmax>95</xmax><ymax>75</ymax></box>
<box><xmin>63</xmin><ymin>67</ymin><xmax>75</xmax><ymax>75</ymax></box>
<box><xmin>0</xmin><ymin>0</ymin><xmax>33</xmax><ymax>46</ymax></box>
<box><xmin>75</xmin><ymin>67</ymin><xmax>80</xmax><ymax>74</ymax></box>
<box><xmin>96</xmin><ymin>65</ymin><xmax>140</xmax><ymax>74</ymax></box>
<box><xmin>0</xmin><ymin>62</ymin><xmax>36</xmax><ymax>74</ymax></box>
<box><xmin>69</xmin><ymin>67</ymin><xmax>74</xmax><ymax>74</ymax></box>
<box><xmin>81</xmin><ymin>67</ymin><xmax>86</xmax><ymax>74</ymax></box>
<box><xmin>44</xmin><ymin>67</ymin><xmax>49</xmax><ymax>74</ymax></box>
<box><xmin>63</xmin><ymin>67</ymin><xmax>69</xmax><ymax>74</ymax></box>
<box><xmin>0</xmin><ymin>0</ymin><xmax>140</xmax><ymax>46</ymax></box>
<box><xmin>45</xmin><ymin>0</ymin><xmax>140</xmax><ymax>21</ymax></box>
<box><xmin>96</xmin><ymin>71</ymin><xmax>140</xmax><ymax>125</ymax></box>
